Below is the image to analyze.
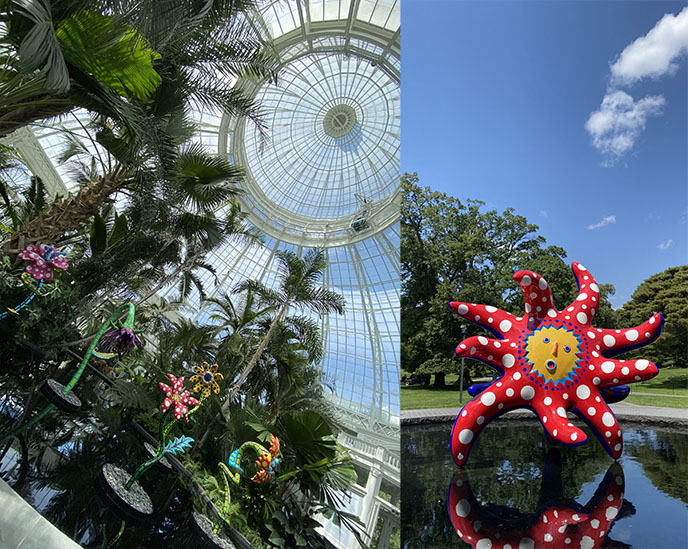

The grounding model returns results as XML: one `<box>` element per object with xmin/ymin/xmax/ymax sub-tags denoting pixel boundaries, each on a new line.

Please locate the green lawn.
<box><xmin>401</xmin><ymin>368</ymin><xmax>688</xmax><ymax>411</ymax></box>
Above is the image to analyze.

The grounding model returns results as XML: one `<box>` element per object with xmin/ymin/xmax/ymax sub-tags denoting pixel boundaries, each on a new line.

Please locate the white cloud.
<box><xmin>611</xmin><ymin>7</ymin><xmax>688</xmax><ymax>85</ymax></box>
<box><xmin>585</xmin><ymin>90</ymin><xmax>665</xmax><ymax>158</ymax></box>
<box><xmin>539</xmin><ymin>210</ymin><xmax>548</xmax><ymax>218</ymax></box>
<box><xmin>587</xmin><ymin>215</ymin><xmax>616</xmax><ymax>230</ymax></box>
<box><xmin>657</xmin><ymin>239</ymin><xmax>673</xmax><ymax>250</ymax></box>
<box><xmin>586</xmin><ymin>7</ymin><xmax>687</xmax><ymax>161</ymax></box>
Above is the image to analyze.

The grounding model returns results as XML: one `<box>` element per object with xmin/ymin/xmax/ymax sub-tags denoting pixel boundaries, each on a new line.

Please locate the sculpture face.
<box><xmin>448</xmin><ymin>262</ymin><xmax>663</xmax><ymax>467</ymax></box>
<box><xmin>525</xmin><ymin>326</ymin><xmax>582</xmax><ymax>385</ymax></box>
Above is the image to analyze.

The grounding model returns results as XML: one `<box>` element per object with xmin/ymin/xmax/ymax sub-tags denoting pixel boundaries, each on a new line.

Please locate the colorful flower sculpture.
<box><xmin>159</xmin><ymin>374</ymin><xmax>200</xmax><ymax>422</ymax></box>
<box><xmin>211</xmin><ymin>433</ymin><xmax>281</xmax><ymax>534</ymax></box>
<box><xmin>448</xmin><ymin>452</ymin><xmax>629</xmax><ymax>548</ymax></box>
<box><xmin>448</xmin><ymin>262</ymin><xmax>663</xmax><ymax>466</ymax></box>
<box><xmin>99</xmin><ymin>326</ymin><xmax>143</xmax><ymax>357</ymax></box>
<box><xmin>190</xmin><ymin>362</ymin><xmax>224</xmax><ymax>398</ymax></box>
<box><xmin>1</xmin><ymin>243</ymin><xmax>69</xmax><ymax>319</ymax></box>
<box><xmin>18</xmin><ymin>243</ymin><xmax>69</xmax><ymax>281</ymax></box>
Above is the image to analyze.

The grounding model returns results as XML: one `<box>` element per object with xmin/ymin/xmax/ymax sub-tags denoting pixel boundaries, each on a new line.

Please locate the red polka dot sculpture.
<box><xmin>448</xmin><ymin>262</ymin><xmax>663</xmax><ymax>466</ymax></box>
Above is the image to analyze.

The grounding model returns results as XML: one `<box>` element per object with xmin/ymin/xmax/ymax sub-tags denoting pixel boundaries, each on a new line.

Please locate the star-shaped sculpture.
<box><xmin>448</xmin><ymin>450</ymin><xmax>632</xmax><ymax>549</ymax></box>
<box><xmin>448</xmin><ymin>262</ymin><xmax>663</xmax><ymax>466</ymax></box>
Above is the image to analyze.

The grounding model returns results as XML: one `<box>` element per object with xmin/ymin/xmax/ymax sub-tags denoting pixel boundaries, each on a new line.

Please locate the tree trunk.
<box><xmin>433</xmin><ymin>372</ymin><xmax>445</xmax><ymax>387</ymax></box>
<box><xmin>195</xmin><ymin>302</ymin><xmax>289</xmax><ymax>451</ymax></box>
<box><xmin>2</xmin><ymin>174</ymin><xmax>125</xmax><ymax>250</ymax></box>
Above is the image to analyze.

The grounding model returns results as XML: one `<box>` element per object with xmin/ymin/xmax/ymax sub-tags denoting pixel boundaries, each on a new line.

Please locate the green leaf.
<box><xmin>56</xmin><ymin>11</ymin><xmax>161</xmax><ymax>100</ymax></box>
<box><xmin>107</xmin><ymin>212</ymin><xmax>128</xmax><ymax>247</ymax></box>
<box><xmin>89</xmin><ymin>211</ymin><xmax>107</xmax><ymax>255</ymax></box>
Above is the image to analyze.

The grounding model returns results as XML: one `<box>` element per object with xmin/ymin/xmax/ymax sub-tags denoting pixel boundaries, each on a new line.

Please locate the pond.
<box><xmin>401</xmin><ymin>419</ymin><xmax>688</xmax><ymax>548</ymax></box>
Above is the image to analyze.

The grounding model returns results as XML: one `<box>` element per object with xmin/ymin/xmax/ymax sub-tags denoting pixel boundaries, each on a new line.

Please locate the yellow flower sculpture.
<box><xmin>190</xmin><ymin>362</ymin><xmax>224</xmax><ymax>398</ymax></box>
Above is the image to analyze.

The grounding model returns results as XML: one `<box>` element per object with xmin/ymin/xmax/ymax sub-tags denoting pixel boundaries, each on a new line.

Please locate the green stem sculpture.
<box><xmin>0</xmin><ymin>303</ymin><xmax>137</xmax><ymax>446</ymax></box>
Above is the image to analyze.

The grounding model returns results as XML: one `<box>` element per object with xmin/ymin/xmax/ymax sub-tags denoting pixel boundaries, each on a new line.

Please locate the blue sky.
<box><xmin>401</xmin><ymin>1</ymin><xmax>687</xmax><ymax>308</ymax></box>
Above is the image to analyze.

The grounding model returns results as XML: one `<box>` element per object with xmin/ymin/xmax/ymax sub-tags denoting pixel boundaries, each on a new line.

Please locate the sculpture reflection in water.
<box><xmin>447</xmin><ymin>450</ymin><xmax>635</xmax><ymax>549</ymax></box>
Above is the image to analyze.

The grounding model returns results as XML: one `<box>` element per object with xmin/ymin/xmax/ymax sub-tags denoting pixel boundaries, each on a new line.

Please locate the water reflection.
<box><xmin>447</xmin><ymin>450</ymin><xmax>631</xmax><ymax>548</ymax></box>
<box><xmin>401</xmin><ymin>421</ymin><xmax>688</xmax><ymax>548</ymax></box>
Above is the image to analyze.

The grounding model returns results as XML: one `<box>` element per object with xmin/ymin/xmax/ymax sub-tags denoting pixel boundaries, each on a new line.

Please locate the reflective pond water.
<box><xmin>401</xmin><ymin>420</ymin><xmax>688</xmax><ymax>548</ymax></box>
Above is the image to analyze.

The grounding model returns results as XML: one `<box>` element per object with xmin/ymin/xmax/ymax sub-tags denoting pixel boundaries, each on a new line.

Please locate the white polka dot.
<box><xmin>577</xmin><ymin>385</ymin><xmax>591</xmax><ymax>399</ymax></box>
<box><xmin>519</xmin><ymin>538</ymin><xmax>534</xmax><ymax>549</ymax></box>
<box><xmin>547</xmin><ymin>309</ymin><xmax>556</xmax><ymax>317</ymax></box>
<box><xmin>601</xmin><ymin>361</ymin><xmax>615</xmax><ymax>373</ymax></box>
<box><xmin>458</xmin><ymin>453</ymin><xmax>464</xmax><ymax>460</ymax></box>
<box><xmin>578</xmin><ymin>264</ymin><xmax>587</xmax><ymax>271</ymax></box>
<box><xmin>650</xmin><ymin>316</ymin><xmax>656</xmax><ymax>324</ymax></box>
<box><xmin>614</xmin><ymin>443</ymin><xmax>621</xmax><ymax>451</ymax></box>
<box><xmin>498</xmin><ymin>403</ymin><xmax>504</xmax><ymax>409</ymax></box>
<box><xmin>563</xmin><ymin>393</ymin><xmax>569</xmax><ymax>399</ymax></box>
<box><xmin>485</xmin><ymin>305</ymin><xmax>497</xmax><ymax>313</ymax></box>
<box><xmin>577</xmin><ymin>312</ymin><xmax>588</xmax><ymax>324</ymax></box>
<box><xmin>502</xmin><ymin>354</ymin><xmax>515</xmax><ymax>368</ymax></box>
<box><xmin>478</xmin><ymin>336</ymin><xmax>488</xmax><ymax>345</ymax></box>
<box><xmin>470</xmin><ymin>347</ymin><xmax>477</xmax><ymax>354</ymax></box>
<box><xmin>456</xmin><ymin>499</ymin><xmax>471</xmax><ymax>517</ymax></box>
<box><xmin>530</xmin><ymin>292</ymin><xmax>537</xmax><ymax>299</ymax></box>
<box><xmin>580</xmin><ymin>536</ymin><xmax>595</xmax><ymax>549</ymax></box>
<box><xmin>587</xmin><ymin>331</ymin><xmax>596</xmax><ymax>339</ymax></box>
<box><xmin>494</xmin><ymin>341</ymin><xmax>501</xmax><ymax>348</ymax></box>
<box><xmin>577</xmin><ymin>292</ymin><xmax>588</xmax><ymax>301</ymax></box>
<box><xmin>622</xmin><ymin>367</ymin><xmax>629</xmax><ymax>375</ymax></box>
<box><xmin>553</xmin><ymin>429</ymin><xmax>558</xmax><ymax>436</ymax></box>
<box><xmin>605</xmin><ymin>431</ymin><xmax>611</xmax><ymax>438</ymax></box>
<box><xmin>591</xmin><ymin>519</ymin><xmax>600</xmax><ymax>529</ymax></box>
<box><xmin>602</xmin><ymin>412</ymin><xmax>615</xmax><ymax>427</ymax></box>
<box><xmin>606</xmin><ymin>507</ymin><xmax>618</xmax><ymax>520</ymax></box>
<box><xmin>589</xmin><ymin>283</ymin><xmax>599</xmax><ymax>293</ymax></box>
<box><xmin>539</xmin><ymin>278</ymin><xmax>548</xmax><ymax>290</ymax></box>
<box><xmin>457</xmin><ymin>304</ymin><xmax>468</xmax><ymax>315</ymax></box>
<box><xmin>557</xmin><ymin>407</ymin><xmax>567</xmax><ymax>417</ymax></box>
<box><xmin>571</xmin><ymin>433</ymin><xmax>577</xmax><ymax>441</ymax></box>
<box><xmin>544</xmin><ymin>397</ymin><xmax>552</xmax><ymax>406</ymax></box>
<box><xmin>618</xmin><ymin>430</ymin><xmax>621</xmax><ymax>436</ymax></box>
<box><xmin>588</xmin><ymin>407</ymin><xmax>596</xmax><ymax>416</ymax></box>
<box><xmin>474</xmin><ymin>520</ymin><xmax>482</xmax><ymax>532</ymax></box>
<box><xmin>521</xmin><ymin>275</ymin><xmax>531</xmax><ymax>286</ymax></box>
<box><xmin>544</xmin><ymin>534</ymin><xmax>552</xmax><ymax>542</ymax></box>
<box><xmin>462</xmin><ymin>410</ymin><xmax>467</xmax><ymax>417</ymax></box>
<box><xmin>525</xmin><ymin>303</ymin><xmax>532</xmax><ymax>313</ymax></box>
<box><xmin>477</xmin><ymin>415</ymin><xmax>485</xmax><ymax>425</ymax></box>
<box><xmin>476</xmin><ymin>539</ymin><xmax>491</xmax><ymax>549</ymax></box>
<box><xmin>488</xmin><ymin>318</ymin><xmax>493</xmax><ymax>323</ymax></box>
<box><xmin>513</xmin><ymin>372</ymin><xmax>521</xmax><ymax>380</ymax></box>
<box><xmin>626</xmin><ymin>329</ymin><xmax>638</xmax><ymax>341</ymax></box>
<box><xmin>636</xmin><ymin>359</ymin><xmax>649</xmax><ymax>371</ymax></box>
<box><xmin>543</xmin><ymin>416</ymin><xmax>547</xmax><ymax>423</ymax></box>
<box><xmin>459</xmin><ymin>429</ymin><xmax>474</xmax><ymax>444</ymax></box>
<box><xmin>604</xmin><ymin>335</ymin><xmax>616</xmax><ymax>347</ymax></box>
<box><xmin>500</xmin><ymin>320</ymin><xmax>512</xmax><ymax>332</ymax></box>
<box><xmin>481</xmin><ymin>392</ymin><xmax>496</xmax><ymax>406</ymax></box>
<box><xmin>521</xmin><ymin>386</ymin><xmax>535</xmax><ymax>400</ymax></box>
<box><xmin>506</xmin><ymin>388</ymin><xmax>514</xmax><ymax>397</ymax></box>
<box><xmin>475</xmin><ymin>315</ymin><xmax>480</xmax><ymax>321</ymax></box>
<box><xmin>565</xmin><ymin>538</ymin><xmax>571</xmax><ymax>545</ymax></box>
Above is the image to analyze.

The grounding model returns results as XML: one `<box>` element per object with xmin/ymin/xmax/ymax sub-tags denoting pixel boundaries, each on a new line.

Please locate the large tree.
<box><xmin>617</xmin><ymin>265</ymin><xmax>687</xmax><ymax>368</ymax></box>
<box><xmin>401</xmin><ymin>172</ymin><xmax>617</xmax><ymax>385</ymax></box>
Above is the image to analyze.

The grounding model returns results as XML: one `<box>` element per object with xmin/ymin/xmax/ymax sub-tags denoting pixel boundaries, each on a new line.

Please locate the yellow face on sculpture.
<box><xmin>525</xmin><ymin>326</ymin><xmax>582</xmax><ymax>385</ymax></box>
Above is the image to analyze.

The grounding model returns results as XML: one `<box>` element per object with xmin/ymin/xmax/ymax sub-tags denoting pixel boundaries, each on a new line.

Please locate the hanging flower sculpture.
<box><xmin>448</xmin><ymin>262</ymin><xmax>663</xmax><ymax>467</ymax></box>
<box><xmin>99</xmin><ymin>326</ymin><xmax>143</xmax><ymax>357</ymax></box>
<box><xmin>159</xmin><ymin>374</ymin><xmax>200</xmax><ymax>422</ymax></box>
<box><xmin>1</xmin><ymin>243</ymin><xmax>69</xmax><ymax>320</ymax></box>
<box><xmin>18</xmin><ymin>243</ymin><xmax>69</xmax><ymax>281</ymax></box>
<box><xmin>190</xmin><ymin>362</ymin><xmax>224</xmax><ymax>398</ymax></box>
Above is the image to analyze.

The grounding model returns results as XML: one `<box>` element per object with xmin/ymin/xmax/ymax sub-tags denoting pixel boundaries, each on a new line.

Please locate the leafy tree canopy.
<box><xmin>401</xmin><ymin>172</ymin><xmax>617</xmax><ymax>380</ymax></box>
<box><xmin>617</xmin><ymin>265</ymin><xmax>687</xmax><ymax>368</ymax></box>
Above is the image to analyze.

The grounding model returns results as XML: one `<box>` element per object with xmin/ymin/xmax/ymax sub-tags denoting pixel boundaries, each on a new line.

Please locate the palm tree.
<box><xmin>222</xmin><ymin>249</ymin><xmax>345</xmax><ymax>411</ymax></box>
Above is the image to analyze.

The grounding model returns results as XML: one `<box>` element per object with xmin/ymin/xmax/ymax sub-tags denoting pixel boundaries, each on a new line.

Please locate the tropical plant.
<box><xmin>223</xmin><ymin>249</ymin><xmax>346</xmax><ymax>411</ymax></box>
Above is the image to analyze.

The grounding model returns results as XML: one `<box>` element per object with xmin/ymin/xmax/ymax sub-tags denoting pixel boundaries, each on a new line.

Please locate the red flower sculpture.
<box><xmin>18</xmin><ymin>244</ymin><xmax>69</xmax><ymax>281</ymax></box>
<box><xmin>158</xmin><ymin>374</ymin><xmax>199</xmax><ymax>421</ymax></box>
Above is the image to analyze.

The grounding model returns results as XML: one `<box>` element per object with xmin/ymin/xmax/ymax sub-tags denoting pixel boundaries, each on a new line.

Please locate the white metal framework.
<box><xmin>5</xmin><ymin>1</ymin><xmax>400</xmax><ymax>546</ymax></box>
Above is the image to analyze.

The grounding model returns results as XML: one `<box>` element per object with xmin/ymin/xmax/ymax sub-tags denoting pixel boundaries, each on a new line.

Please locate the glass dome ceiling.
<box><xmin>9</xmin><ymin>0</ymin><xmax>401</xmax><ymax>444</ymax></box>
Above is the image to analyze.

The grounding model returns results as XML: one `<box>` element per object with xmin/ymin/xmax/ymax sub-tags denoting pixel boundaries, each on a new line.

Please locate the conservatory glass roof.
<box><xmin>9</xmin><ymin>0</ymin><xmax>401</xmax><ymax>444</ymax></box>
